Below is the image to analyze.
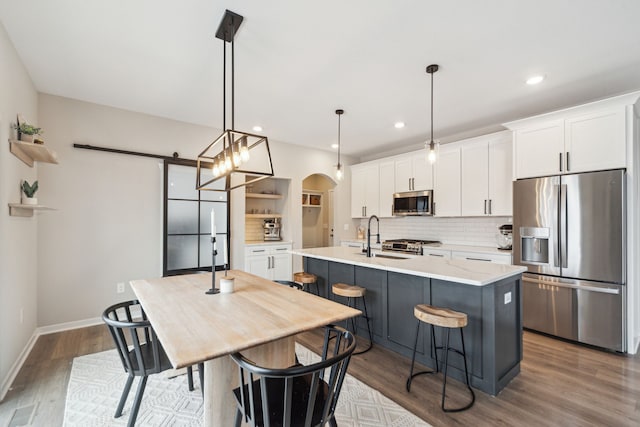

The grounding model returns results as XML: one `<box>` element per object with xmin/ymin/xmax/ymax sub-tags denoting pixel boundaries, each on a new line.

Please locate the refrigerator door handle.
<box><xmin>553</xmin><ymin>184</ymin><xmax>560</xmax><ymax>267</ymax></box>
<box><xmin>560</xmin><ymin>183</ymin><xmax>568</xmax><ymax>268</ymax></box>
<box><xmin>522</xmin><ymin>276</ymin><xmax>620</xmax><ymax>295</ymax></box>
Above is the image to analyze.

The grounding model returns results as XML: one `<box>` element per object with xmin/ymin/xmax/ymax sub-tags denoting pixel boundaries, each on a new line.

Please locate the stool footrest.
<box><xmin>405</xmin><ymin>369</ymin><xmax>437</xmax><ymax>392</ymax></box>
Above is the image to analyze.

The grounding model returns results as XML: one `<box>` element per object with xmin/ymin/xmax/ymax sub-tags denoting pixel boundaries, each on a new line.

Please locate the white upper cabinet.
<box><xmin>395</xmin><ymin>151</ymin><xmax>433</xmax><ymax>192</ymax></box>
<box><xmin>351</xmin><ymin>162</ymin><xmax>380</xmax><ymax>218</ymax></box>
<box><xmin>378</xmin><ymin>160</ymin><xmax>395</xmax><ymax>217</ymax></box>
<box><xmin>461</xmin><ymin>132</ymin><xmax>513</xmax><ymax>216</ymax></box>
<box><xmin>513</xmin><ymin>121</ymin><xmax>564</xmax><ymax>179</ymax></box>
<box><xmin>506</xmin><ymin>93</ymin><xmax>640</xmax><ymax>179</ymax></box>
<box><xmin>565</xmin><ymin>109</ymin><xmax>626</xmax><ymax>173</ymax></box>
<box><xmin>434</xmin><ymin>143</ymin><xmax>461</xmax><ymax>217</ymax></box>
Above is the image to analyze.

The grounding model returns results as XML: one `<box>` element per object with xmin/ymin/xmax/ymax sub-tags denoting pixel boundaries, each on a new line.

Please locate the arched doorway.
<box><xmin>302</xmin><ymin>174</ymin><xmax>337</xmax><ymax>248</ymax></box>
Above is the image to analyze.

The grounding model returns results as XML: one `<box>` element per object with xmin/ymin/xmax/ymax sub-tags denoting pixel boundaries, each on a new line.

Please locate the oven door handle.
<box><xmin>522</xmin><ymin>276</ymin><xmax>620</xmax><ymax>294</ymax></box>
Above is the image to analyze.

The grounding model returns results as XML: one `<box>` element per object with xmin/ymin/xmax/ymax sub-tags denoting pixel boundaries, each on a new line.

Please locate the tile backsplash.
<box><xmin>357</xmin><ymin>216</ymin><xmax>512</xmax><ymax>247</ymax></box>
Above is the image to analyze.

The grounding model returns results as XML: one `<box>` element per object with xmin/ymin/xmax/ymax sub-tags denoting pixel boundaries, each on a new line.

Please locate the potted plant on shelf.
<box><xmin>21</xmin><ymin>180</ymin><xmax>39</xmax><ymax>205</ymax></box>
<box><xmin>12</xmin><ymin>117</ymin><xmax>43</xmax><ymax>143</ymax></box>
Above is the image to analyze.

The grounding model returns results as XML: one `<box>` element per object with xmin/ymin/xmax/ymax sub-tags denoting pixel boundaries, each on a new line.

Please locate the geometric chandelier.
<box><xmin>196</xmin><ymin>10</ymin><xmax>274</xmax><ymax>192</ymax></box>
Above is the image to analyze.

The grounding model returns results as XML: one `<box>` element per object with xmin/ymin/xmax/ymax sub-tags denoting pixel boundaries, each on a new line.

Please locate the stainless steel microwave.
<box><xmin>393</xmin><ymin>190</ymin><xmax>433</xmax><ymax>216</ymax></box>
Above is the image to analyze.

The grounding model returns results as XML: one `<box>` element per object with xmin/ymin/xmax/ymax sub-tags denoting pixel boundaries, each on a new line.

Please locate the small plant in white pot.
<box><xmin>12</xmin><ymin>121</ymin><xmax>43</xmax><ymax>143</ymax></box>
<box><xmin>21</xmin><ymin>180</ymin><xmax>39</xmax><ymax>205</ymax></box>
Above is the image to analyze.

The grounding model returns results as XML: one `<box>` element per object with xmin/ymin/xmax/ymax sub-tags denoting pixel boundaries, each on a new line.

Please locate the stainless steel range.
<box><xmin>382</xmin><ymin>239</ymin><xmax>441</xmax><ymax>255</ymax></box>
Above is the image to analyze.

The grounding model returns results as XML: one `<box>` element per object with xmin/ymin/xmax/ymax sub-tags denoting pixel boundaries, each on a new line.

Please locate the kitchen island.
<box><xmin>291</xmin><ymin>246</ymin><xmax>527</xmax><ymax>395</ymax></box>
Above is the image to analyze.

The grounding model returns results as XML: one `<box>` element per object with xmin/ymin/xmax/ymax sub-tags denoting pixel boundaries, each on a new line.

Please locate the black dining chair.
<box><xmin>230</xmin><ymin>325</ymin><xmax>356</xmax><ymax>427</ymax></box>
<box><xmin>102</xmin><ymin>300</ymin><xmax>204</xmax><ymax>427</ymax></box>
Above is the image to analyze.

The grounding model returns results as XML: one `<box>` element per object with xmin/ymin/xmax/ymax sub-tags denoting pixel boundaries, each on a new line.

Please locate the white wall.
<box><xmin>36</xmin><ymin>94</ymin><xmax>355</xmax><ymax>327</ymax></box>
<box><xmin>0</xmin><ymin>21</ymin><xmax>39</xmax><ymax>399</ymax></box>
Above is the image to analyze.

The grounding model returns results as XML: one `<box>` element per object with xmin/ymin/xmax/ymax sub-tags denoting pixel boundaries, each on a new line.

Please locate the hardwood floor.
<box><xmin>1</xmin><ymin>326</ymin><xmax>639</xmax><ymax>426</ymax></box>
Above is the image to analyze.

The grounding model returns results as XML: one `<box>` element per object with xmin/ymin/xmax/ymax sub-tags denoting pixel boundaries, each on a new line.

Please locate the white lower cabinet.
<box><xmin>451</xmin><ymin>250</ymin><xmax>511</xmax><ymax>265</ymax></box>
<box><xmin>244</xmin><ymin>243</ymin><xmax>292</xmax><ymax>281</ymax></box>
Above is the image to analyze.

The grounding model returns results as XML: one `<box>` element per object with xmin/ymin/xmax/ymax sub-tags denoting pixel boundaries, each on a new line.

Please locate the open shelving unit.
<box><xmin>302</xmin><ymin>189</ymin><xmax>322</xmax><ymax>208</ymax></box>
<box><xmin>9</xmin><ymin>139</ymin><xmax>59</xmax><ymax>167</ymax></box>
<box><xmin>8</xmin><ymin>203</ymin><xmax>55</xmax><ymax>218</ymax></box>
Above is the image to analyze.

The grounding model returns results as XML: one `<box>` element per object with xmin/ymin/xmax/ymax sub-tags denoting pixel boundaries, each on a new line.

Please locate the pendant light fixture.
<box><xmin>335</xmin><ymin>109</ymin><xmax>344</xmax><ymax>181</ymax></box>
<box><xmin>426</xmin><ymin>64</ymin><xmax>439</xmax><ymax>164</ymax></box>
<box><xmin>196</xmin><ymin>10</ymin><xmax>274</xmax><ymax>192</ymax></box>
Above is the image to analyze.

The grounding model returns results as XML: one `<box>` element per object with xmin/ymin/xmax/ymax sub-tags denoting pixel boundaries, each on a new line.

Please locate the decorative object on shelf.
<box><xmin>425</xmin><ymin>64</ymin><xmax>439</xmax><ymax>164</ymax></box>
<box><xmin>335</xmin><ymin>109</ymin><xmax>344</xmax><ymax>181</ymax></box>
<box><xmin>21</xmin><ymin>180</ymin><xmax>39</xmax><ymax>205</ymax></box>
<box><xmin>13</xmin><ymin>115</ymin><xmax>43</xmax><ymax>143</ymax></box>
<box><xmin>196</xmin><ymin>9</ymin><xmax>274</xmax><ymax>192</ymax></box>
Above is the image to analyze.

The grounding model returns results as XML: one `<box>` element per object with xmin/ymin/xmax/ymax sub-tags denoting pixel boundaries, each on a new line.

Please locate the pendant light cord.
<box><xmin>337</xmin><ymin>113</ymin><xmax>341</xmax><ymax>166</ymax></box>
<box><xmin>430</xmin><ymin>69</ymin><xmax>434</xmax><ymax>144</ymax></box>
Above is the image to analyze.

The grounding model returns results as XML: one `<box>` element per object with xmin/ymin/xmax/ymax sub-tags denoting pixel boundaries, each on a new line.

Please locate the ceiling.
<box><xmin>2</xmin><ymin>1</ymin><xmax>640</xmax><ymax>160</ymax></box>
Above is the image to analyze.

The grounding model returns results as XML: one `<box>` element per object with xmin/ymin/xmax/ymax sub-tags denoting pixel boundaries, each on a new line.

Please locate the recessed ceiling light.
<box><xmin>331</xmin><ymin>143</ymin><xmax>339</xmax><ymax>149</ymax></box>
<box><xmin>526</xmin><ymin>75</ymin><xmax>545</xmax><ymax>85</ymax></box>
<box><xmin>394</xmin><ymin>122</ymin><xmax>405</xmax><ymax>129</ymax></box>
<box><xmin>252</xmin><ymin>125</ymin><xmax>263</xmax><ymax>132</ymax></box>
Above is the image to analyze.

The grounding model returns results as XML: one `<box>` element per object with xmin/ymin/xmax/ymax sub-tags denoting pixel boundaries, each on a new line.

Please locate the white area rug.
<box><xmin>64</xmin><ymin>344</ymin><xmax>431</xmax><ymax>426</ymax></box>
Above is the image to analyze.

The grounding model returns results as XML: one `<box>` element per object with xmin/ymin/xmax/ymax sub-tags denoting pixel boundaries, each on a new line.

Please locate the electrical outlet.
<box><xmin>117</xmin><ymin>282</ymin><xmax>125</xmax><ymax>293</ymax></box>
<box><xmin>343</xmin><ymin>223</ymin><xmax>349</xmax><ymax>231</ymax></box>
<box><xmin>504</xmin><ymin>291</ymin><xmax>512</xmax><ymax>304</ymax></box>
<box><xmin>19</xmin><ymin>308</ymin><xmax>24</xmax><ymax>324</ymax></box>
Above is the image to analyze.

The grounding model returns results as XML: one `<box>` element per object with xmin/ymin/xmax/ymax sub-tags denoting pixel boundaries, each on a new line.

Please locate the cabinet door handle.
<box><xmin>253</xmin><ymin>249</ymin><xmax>266</xmax><ymax>253</ymax></box>
<box><xmin>484</xmin><ymin>199</ymin><xmax>487</xmax><ymax>214</ymax></box>
<box><xmin>559</xmin><ymin>152</ymin><xmax>563</xmax><ymax>172</ymax></box>
<box><xmin>488</xmin><ymin>199</ymin><xmax>492</xmax><ymax>214</ymax></box>
<box><xmin>428</xmin><ymin>253</ymin><xmax>444</xmax><ymax>257</ymax></box>
<box><xmin>566</xmin><ymin>151</ymin><xmax>570</xmax><ymax>172</ymax></box>
<box><xmin>466</xmin><ymin>257</ymin><xmax>491</xmax><ymax>262</ymax></box>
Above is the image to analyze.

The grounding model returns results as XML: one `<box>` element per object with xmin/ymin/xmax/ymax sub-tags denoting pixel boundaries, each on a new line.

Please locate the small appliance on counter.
<box><xmin>356</xmin><ymin>225</ymin><xmax>365</xmax><ymax>239</ymax></box>
<box><xmin>497</xmin><ymin>224</ymin><xmax>513</xmax><ymax>250</ymax></box>
<box><xmin>263</xmin><ymin>218</ymin><xmax>282</xmax><ymax>241</ymax></box>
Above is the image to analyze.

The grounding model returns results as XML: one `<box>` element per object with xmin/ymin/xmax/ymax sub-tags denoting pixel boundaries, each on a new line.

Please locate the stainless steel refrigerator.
<box><xmin>513</xmin><ymin>169</ymin><xmax>626</xmax><ymax>352</ymax></box>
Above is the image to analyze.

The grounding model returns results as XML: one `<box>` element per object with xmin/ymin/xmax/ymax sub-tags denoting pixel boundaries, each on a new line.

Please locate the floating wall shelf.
<box><xmin>8</xmin><ymin>203</ymin><xmax>55</xmax><ymax>217</ymax></box>
<box><xmin>245</xmin><ymin>214</ymin><xmax>283</xmax><ymax>219</ymax></box>
<box><xmin>9</xmin><ymin>139</ymin><xmax>59</xmax><ymax>167</ymax></box>
<box><xmin>245</xmin><ymin>193</ymin><xmax>283</xmax><ymax>199</ymax></box>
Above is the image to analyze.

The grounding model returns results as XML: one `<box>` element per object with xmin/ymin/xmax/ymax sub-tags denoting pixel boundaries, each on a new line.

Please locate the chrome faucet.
<box><xmin>366</xmin><ymin>215</ymin><xmax>380</xmax><ymax>257</ymax></box>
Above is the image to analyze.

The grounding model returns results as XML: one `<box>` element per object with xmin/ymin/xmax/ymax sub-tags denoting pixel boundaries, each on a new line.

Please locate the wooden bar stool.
<box><xmin>293</xmin><ymin>271</ymin><xmax>319</xmax><ymax>295</ymax></box>
<box><xmin>331</xmin><ymin>283</ymin><xmax>373</xmax><ymax>355</ymax></box>
<box><xmin>406</xmin><ymin>304</ymin><xmax>475</xmax><ymax>412</ymax></box>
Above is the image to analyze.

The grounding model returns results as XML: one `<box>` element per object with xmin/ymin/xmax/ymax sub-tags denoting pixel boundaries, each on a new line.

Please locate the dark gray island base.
<box><xmin>304</xmin><ymin>257</ymin><xmax>523</xmax><ymax>396</ymax></box>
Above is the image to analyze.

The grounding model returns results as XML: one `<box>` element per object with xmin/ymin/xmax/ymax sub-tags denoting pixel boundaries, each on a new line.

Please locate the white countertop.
<box><xmin>340</xmin><ymin>239</ymin><xmax>512</xmax><ymax>256</ymax></box>
<box><xmin>245</xmin><ymin>240</ymin><xmax>293</xmax><ymax>246</ymax></box>
<box><xmin>291</xmin><ymin>246</ymin><xmax>525</xmax><ymax>286</ymax></box>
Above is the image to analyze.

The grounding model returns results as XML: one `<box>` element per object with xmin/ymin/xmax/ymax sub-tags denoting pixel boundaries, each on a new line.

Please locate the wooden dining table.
<box><xmin>129</xmin><ymin>269</ymin><xmax>361</xmax><ymax>427</ymax></box>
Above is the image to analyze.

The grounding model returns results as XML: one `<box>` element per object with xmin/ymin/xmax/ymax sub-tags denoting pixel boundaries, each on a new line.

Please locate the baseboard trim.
<box><xmin>36</xmin><ymin>317</ymin><xmax>103</xmax><ymax>336</ymax></box>
<box><xmin>0</xmin><ymin>316</ymin><xmax>104</xmax><ymax>402</ymax></box>
<box><xmin>0</xmin><ymin>331</ymin><xmax>38</xmax><ymax>402</ymax></box>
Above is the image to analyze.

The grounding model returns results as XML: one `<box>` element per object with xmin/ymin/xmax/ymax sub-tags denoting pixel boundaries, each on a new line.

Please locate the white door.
<box><xmin>434</xmin><ymin>145</ymin><xmax>462</xmax><ymax>216</ymax></box>
<box><xmin>378</xmin><ymin>161</ymin><xmax>395</xmax><ymax>217</ymax></box>
<box><xmin>328</xmin><ymin>189</ymin><xmax>335</xmax><ymax>246</ymax></box>
<box><xmin>351</xmin><ymin>166</ymin><xmax>367</xmax><ymax>217</ymax></box>
<box><xmin>514</xmin><ymin>120</ymin><xmax>564</xmax><ymax>179</ymax></box>
<box><xmin>411</xmin><ymin>152</ymin><xmax>433</xmax><ymax>190</ymax></box>
<box><xmin>394</xmin><ymin>155</ymin><xmax>413</xmax><ymax>192</ymax></box>
<box><xmin>565</xmin><ymin>108</ymin><xmax>626</xmax><ymax>173</ymax></box>
<box><xmin>245</xmin><ymin>255</ymin><xmax>269</xmax><ymax>279</ymax></box>
<box><xmin>487</xmin><ymin>137</ymin><xmax>513</xmax><ymax>216</ymax></box>
<box><xmin>461</xmin><ymin>141</ymin><xmax>489</xmax><ymax>216</ymax></box>
<box><xmin>271</xmin><ymin>253</ymin><xmax>293</xmax><ymax>281</ymax></box>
